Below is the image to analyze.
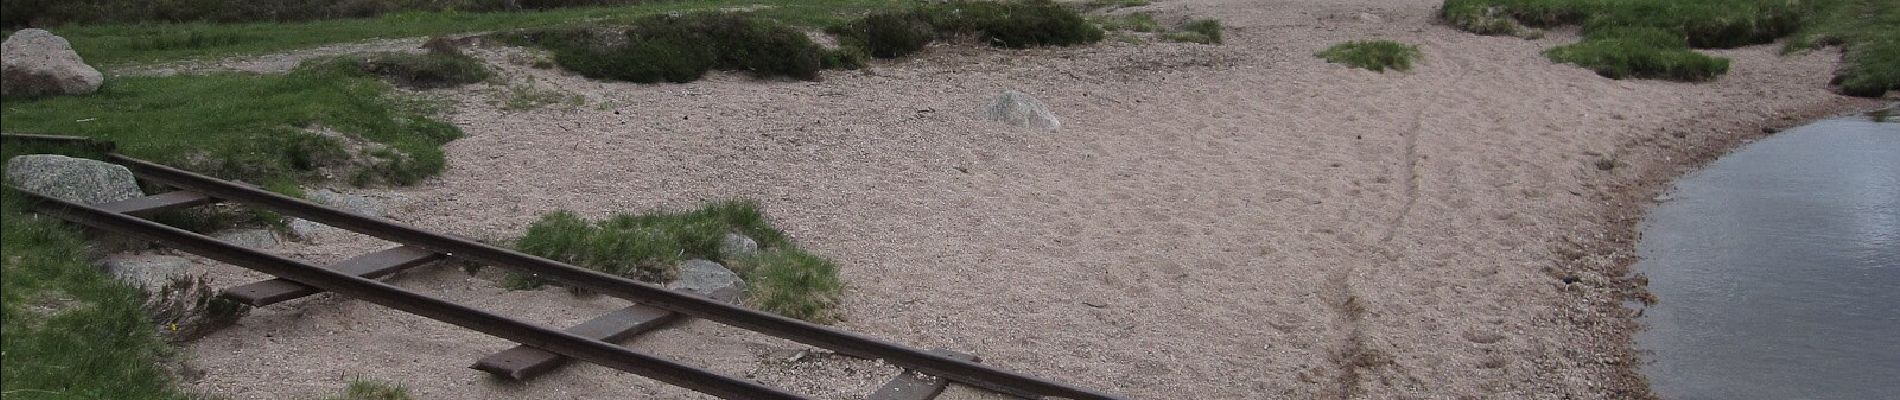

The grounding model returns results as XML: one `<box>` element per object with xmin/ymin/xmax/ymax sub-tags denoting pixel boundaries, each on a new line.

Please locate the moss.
<box><xmin>1317</xmin><ymin>40</ymin><xmax>1423</xmax><ymax>72</ymax></box>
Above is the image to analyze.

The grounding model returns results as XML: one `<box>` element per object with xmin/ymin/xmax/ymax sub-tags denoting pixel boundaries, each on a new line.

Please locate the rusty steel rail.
<box><xmin>90</xmin><ymin>153</ymin><xmax>1122</xmax><ymax>400</ymax></box>
<box><xmin>15</xmin><ymin>188</ymin><xmax>806</xmax><ymax>400</ymax></box>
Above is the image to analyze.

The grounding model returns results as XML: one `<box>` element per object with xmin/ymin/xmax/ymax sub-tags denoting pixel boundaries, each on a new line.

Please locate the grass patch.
<box><xmin>1095</xmin><ymin>13</ymin><xmax>1160</xmax><ymax>33</ymax></box>
<box><xmin>505</xmin><ymin>1</ymin><xmax>1102</xmax><ymax>82</ymax></box>
<box><xmin>827</xmin><ymin>0</ymin><xmax>1104</xmax><ymax>59</ymax></box>
<box><xmin>1</xmin><ymin>0</ymin><xmax>656</xmax><ymax>28</ymax></box>
<box><xmin>513</xmin><ymin>201</ymin><xmax>842</xmax><ymax>322</ymax></box>
<box><xmin>1086</xmin><ymin>0</ymin><xmax>1151</xmax><ymax>10</ymax></box>
<box><xmin>0</xmin><ymin>189</ymin><xmax>197</xmax><ymax>400</ymax></box>
<box><xmin>339</xmin><ymin>38</ymin><xmax>491</xmax><ymax>89</ymax></box>
<box><xmin>1317</xmin><ymin>40</ymin><xmax>1423</xmax><ymax>72</ymax></box>
<box><xmin>34</xmin><ymin>0</ymin><xmax>911</xmax><ymax>67</ymax></box>
<box><xmin>502</xmin><ymin>12</ymin><xmax>826</xmax><ymax>83</ymax></box>
<box><xmin>1441</xmin><ymin>0</ymin><xmax>1896</xmax><ymax>94</ymax></box>
<box><xmin>0</xmin><ymin>60</ymin><xmax>460</xmax><ymax>188</ymax></box>
<box><xmin>1163</xmin><ymin>19</ymin><xmax>1223</xmax><ymax>44</ymax></box>
<box><xmin>323</xmin><ymin>379</ymin><xmax>412</xmax><ymax>400</ymax></box>
<box><xmin>1544</xmin><ymin>28</ymin><xmax>1730</xmax><ymax>81</ymax></box>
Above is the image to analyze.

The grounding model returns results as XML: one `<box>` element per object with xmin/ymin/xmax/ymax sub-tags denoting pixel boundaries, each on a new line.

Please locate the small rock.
<box><xmin>668</xmin><ymin>259</ymin><xmax>745</xmax><ymax>303</ymax></box>
<box><xmin>101</xmin><ymin>254</ymin><xmax>194</xmax><ymax>289</ymax></box>
<box><xmin>1</xmin><ymin>29</ymin><xmax>104</xmax><ymax>97</ymax></box>
<box><xmin>5</xmin><ymin>154</ymin><xmax>143</xmax><ymax>205</ymax></box>
<box><xmin>308</xmin><ymin>189</ymin><xmax>384</xmax><ymax>217</ymax></box>
<box><xmin>720</xmin><ymin>233</ymin><xmax>761</xmax><ymax>260</ymax></box>
<box><xmin>214</xmin><ymin>228</ymin><xmax>279</xmax><ymax>249</ymax></box>
<box><xmin>982</xmin><ymin>90</ymin><xmax>1061</xmax><ymax>130</ymax></box>
<box><xmin>285</xmin><ymin>218</ymin><xmax>335</xmax><ymax>240</ymax></box>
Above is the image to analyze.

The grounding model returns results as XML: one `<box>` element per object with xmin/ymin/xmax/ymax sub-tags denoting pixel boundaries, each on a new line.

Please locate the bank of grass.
<box><xmin>500</xmin><ymin>1</ymin><xmax>1102</xmax><ymax>83</ymax></box>
<box><xmin>1317</xmin><ymin>40</ymin><xmax>1423</xmax><ymax>72</ymax></box>
<box><xmin>825</xmin><ymin>0</ymin><xmax>1102</xmax><ymax>59</ymax></box>
<box><xmin>26</xmin><ymin>0</ymin><xmax>908</xmax><ymax>67</ymax></box>
<box><xmin>0</xmin><ymin>60</ymin><xmax>460</xmax><ymax>189</ymax></box>
<box><xmin>0</xmin><ymin>189</ymin><xmax>198</xmax><ymax>400</ymax></box>
<box><xmin>1440</xmin><ymin>0</ymin><xmax>1897</xmax><ymax>95</ymax></box>
<box><xmin>1545</xmin><ymin>28</ymin><xmax>1730</xmax><ymax>81</ymax></box>
<box><xmin>501</xmin><ymin>12</ymin><xmax>830</xmax><ymax>83</ymax></box>
<box><xmin>511</xmin><ymin>202</ymin><xmax>843</xmax><ymax>322</ymax></box>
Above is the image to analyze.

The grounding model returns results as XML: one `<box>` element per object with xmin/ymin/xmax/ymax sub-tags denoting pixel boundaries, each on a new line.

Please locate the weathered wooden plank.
<box><xmin>221</xmin><ymin>245</ymin><xmax>443</xmax><ymax>306</ymax></box>
<box><xmin>92</xmin><ymin>190</ymin><xmax>217</xmax><ymax>216</ymax></box>
<box><xmin>472</xmin><ymin>288</ymin><xmax>740</xmax><ymax>380</ymax></box>
<box><xmin>472</xmin><ymin>304</ymin><xmax>682</xmax><ymax>380</ymax></box>
<box><xmin>868</xmin><ymin>350</ymin><xmax>978</xmax><ymax>400</ymax></box>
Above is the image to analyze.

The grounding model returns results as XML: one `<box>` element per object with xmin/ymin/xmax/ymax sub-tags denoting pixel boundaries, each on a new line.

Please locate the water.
<box><xmin>1635</xmin><ymin>117</ymin><xmax>1900</xmax><ymax>400</ymax></box>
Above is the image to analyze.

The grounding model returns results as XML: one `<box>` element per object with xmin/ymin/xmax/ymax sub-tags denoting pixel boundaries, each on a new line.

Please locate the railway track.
<box><xmin>4</xmin><ymin>134</ymin><xmax>1122</xmax><ymax>400</ymax></box>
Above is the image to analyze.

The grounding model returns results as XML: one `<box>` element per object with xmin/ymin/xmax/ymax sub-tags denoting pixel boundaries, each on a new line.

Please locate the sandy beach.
<box><xmin>144</xmin><ymin>0</ymin><xmax>1885</xmax><ymax>398</ymax></box>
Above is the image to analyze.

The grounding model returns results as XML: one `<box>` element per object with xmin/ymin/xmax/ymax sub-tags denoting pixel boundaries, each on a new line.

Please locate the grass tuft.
<box><xmin>324</xmin><ymin>379</ymin><xmax>413</xmax><ymax>400</ymax></box>
<box><xmin>342</xmin><ymin>38</ymin><xmax>492</xmax><ymax>89</ymax></box>
<box><xmin>1544</xmin><ymin>27</ymin><xmax>1730</xmax><ymax>81</ymax></box>
<box><xmin>1317</xmin><ymin>40</ymin><xmax>1422</xmax><ymax>72</ymax></box>
<box><xmin>1164</xmin><ymin>19</ymin><xmax>1223</xmax><ymax>44</ymax></box>
<box><xmin>512</xmin><ymin>201</ymin><xmax>838</xmax><ymax>321</ymax></box>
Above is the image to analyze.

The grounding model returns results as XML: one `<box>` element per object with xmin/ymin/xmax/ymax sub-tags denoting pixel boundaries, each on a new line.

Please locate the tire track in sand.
<box><xmin>1325</xmin><ymin>42</ymin><xmax>1476</xmax><ymax>399</ymax></box>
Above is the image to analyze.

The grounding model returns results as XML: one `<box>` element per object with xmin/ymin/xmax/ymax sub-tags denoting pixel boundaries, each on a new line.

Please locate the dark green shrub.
<box><xmin>1317</xmin><ymin>40</ymin><xmax>1422</xmax><ymax>72</ymax></box>
<box><xmin>552</xmin><ymin>36</ymin><xmax>716</xmax><ymax>83</ymax></box>
<box><xmin>830</xmin><ymin>11</ymin><xmax>936</xmax><ymax>58</ymax></box>
<box><xmin>918</xmin><ymin>0</ymin><xmax>1104</xmax><ymax>48</ymax></box>
<box><xmin>531</xmin><ymin>13</ymin><xmax>825</xmax><ymax>82</ymax></box>
<box><xmin>823</xmin><ymin>45</ymin><xmax>870</xmax><ymax>70</ymax></box>
<box><xmin>1544</xmin><ymin>27</ymin><xmax>1731</xmax><ymax>81</ymax></box>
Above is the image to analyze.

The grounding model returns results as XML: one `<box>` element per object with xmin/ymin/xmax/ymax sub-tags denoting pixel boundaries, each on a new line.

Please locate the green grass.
<box><xmin>35</xmin><ymin>0</ymin><xmax>908</xmax><ymax>67</ymax></box>
<box><xmin>341</xmin><ymin>39</ymin><xmax>492</xmax><ymax>89</ymax></box>
<box><xmin>0</xmin><ymin>189</ymin><xmax>198</xmax><ymax>400</ymax></box>
<box><xmin>1085</xmin><ymin>0</ymin><xmax>1151</xmax><ymax>10</ymax></box>
<box><xmin>1317</xmin><ymin>40</ymin><xmax>1423</xmax><ymax>72</ymax></box>
<box><xmin>826</xmin><ymin>0</ymin><xmax>1104</xmax><ymax>59</ymax></box>
<box><xmin>510</xmin><ymin>12</ymin><xmax>828</xmax><ymax>83</ymax></box>
<box><xmin>1163</xmin><ymin>19</ymin><xmax>1222</xmax><ymax>44</ymax></box>
<box><xmin>322</xmin><ymin>379</ymin><xmax>412</xmax><ymax>400</ymax></box>
<box><xmin>0</xmin><ymin>61</ymin><xmax>460</xmax><ymax>189</ymax></box>
<box><xmin>1440</xmin><ymin>0</ymin><xmax>1897</xmax><ymax>94</ymax></box>
<box><xmin>1545</xmin><ymin>27</ymin><xmax>1731</xmax><ymax>81</ymax></box>
<box><xmin>1094</xmin><ymin>13</ymin><xmax>1160</xmax><ymax>33</ymax></box>
<box><xmin>513</xmin><ymin>201</ymin><xmax>842</xmax><ymax>322</ymax></box>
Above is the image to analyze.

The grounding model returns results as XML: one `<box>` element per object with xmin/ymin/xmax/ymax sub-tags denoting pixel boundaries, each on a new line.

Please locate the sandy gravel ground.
<box><xmin>155</xmin><ymin>0</ymin><xmax>1886</xmax><ymax>399</ymax></box>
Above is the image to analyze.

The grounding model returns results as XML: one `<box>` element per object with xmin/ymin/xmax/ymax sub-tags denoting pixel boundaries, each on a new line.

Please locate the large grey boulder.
<box><xmin>668</xmin><ymin>259</ymin><xmax>745</xmax><ymax>303</ymax></box>
<box><xmin>1</xmin><ymin>29</ymin><xmax>104</xmax><ymax>97</ymax></box>
<box><xmin>5</xmin><ymin>154</ymin><xmax>144</xmax><ymax>205</ymax></box>
<box><xmin>982</xmin><ymin>90</ymin><xmax>1061</xmax><ymax>130</ymax></box>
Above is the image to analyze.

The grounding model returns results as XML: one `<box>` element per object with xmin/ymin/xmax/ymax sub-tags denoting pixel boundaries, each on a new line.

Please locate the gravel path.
<box><xmin>171</xmin><ymin>0</ymin><xmax>1880</xmax><ymax>398</ymax></box>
